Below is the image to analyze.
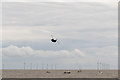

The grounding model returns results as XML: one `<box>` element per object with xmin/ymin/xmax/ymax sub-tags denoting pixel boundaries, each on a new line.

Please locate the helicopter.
<box><xmin>51</xmin><ymin>35</ymin><xmax>59</xmax><ymax>44</ymax></box>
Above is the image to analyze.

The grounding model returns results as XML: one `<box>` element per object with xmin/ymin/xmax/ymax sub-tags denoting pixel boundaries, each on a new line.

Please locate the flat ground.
<box><xmin>2</xmin><ymin>70</ymin><xmax>118</xmax><ymax>78</ymax></box>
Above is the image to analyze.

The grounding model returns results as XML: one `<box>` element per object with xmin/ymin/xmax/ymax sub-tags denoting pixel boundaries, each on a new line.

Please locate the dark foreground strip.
<box><xmin>1</xmin><ymin>78</ymin><xmax>119</xmax><ymax>80</ymax></box>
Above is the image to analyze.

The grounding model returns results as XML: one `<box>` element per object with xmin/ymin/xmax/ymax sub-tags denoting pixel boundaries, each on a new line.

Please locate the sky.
<box><xmin>1</xmin><ymin>1</ymin><xmax>118</xmax><ymax>69</ymax></box>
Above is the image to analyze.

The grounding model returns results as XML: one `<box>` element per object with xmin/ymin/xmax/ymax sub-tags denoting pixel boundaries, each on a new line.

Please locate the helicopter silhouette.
<box><xmin>51</xmin><ymin>35</ymin><xmax>59</xmax><ymax>44</ymax></box>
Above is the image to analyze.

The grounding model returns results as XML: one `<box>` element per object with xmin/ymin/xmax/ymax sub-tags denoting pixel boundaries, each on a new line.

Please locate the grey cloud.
<box><xmin>2</xmin><ymin>2</ymin><xmax>117</xmax><ymax>28</ymax></box>
<box><xmin>2</xmin><ymin>2</ymin><xmax>118</xmax><ymax>69</ymax></box>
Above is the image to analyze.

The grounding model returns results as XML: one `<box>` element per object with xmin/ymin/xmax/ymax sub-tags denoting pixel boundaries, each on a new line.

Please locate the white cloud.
<box><xmin>2</xmin><ymin>45</ymin><xmax>118</xmax><ymax>69</ymax></box>
<box><xmin>74</xmin><ymin>49</ymin><xmax>85</xmax><ymax>57</ymax></box>
<box><xmin>2</xmin><ymin>45</ymin><xmax>86</xmax><ymax>57</ymax></box>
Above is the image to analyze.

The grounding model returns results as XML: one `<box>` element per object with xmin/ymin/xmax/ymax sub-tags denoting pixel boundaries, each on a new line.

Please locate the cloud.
<box><xmin>2</xmin><ymin>27</ymin><xmax>52</xmax><ymax>41</ymax></box>
<box><xmin>2</xmin><ymin>0</ymin><xmax>119</xmax><ymax>3</ymax></box>
<box><xmin>2</xmin><ymin>2</ymin><xmax>117</xmax><ymax>43</ymax></box>
<box><xmin>3</xmin><ymin>2</ymin><xmax>117</xmax><ymax>27</ymax></box>
<box><xmin>2</xmin><ymin>26</ymin><xmax>117</xmax><ymax>48</ymax></box>
<box><xmin>2</xmin><ymin>45</ymin><xmax>117</xmax><ymax>69</ymax></box>
<box><xmin>2</xmin><ymin>2</ymin><xmax>118</xmax><ymax>69</ymax></box>
<box><xmin>2</xmin><ymin>45</ymin><xmax>87</xmax><ymax>69</ymax></box>
<box><xmin>3</xmin><ymin>45</ymin><xmax>86</xmax><ymax>57</ymax></box>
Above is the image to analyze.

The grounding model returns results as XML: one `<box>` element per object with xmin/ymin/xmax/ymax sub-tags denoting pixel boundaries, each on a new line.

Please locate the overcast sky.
<box><xmin>2</xmin><ymin>1</ymin><xmax>118</xmax><ymax>69</ymax></box>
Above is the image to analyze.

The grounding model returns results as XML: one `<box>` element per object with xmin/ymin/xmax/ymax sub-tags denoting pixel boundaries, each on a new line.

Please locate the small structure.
<box><xmin>64</xmin><ymin>71</ymin><xmax>71</xmax><ymax>74</ymax></box>
<box><xmin>46</xmin><ymin>71</ymin><xmax>50</xmax><ymax>73</ymax></box>
<box><xmin>77</xmin><ymin>70</ymin><xmax>82</xmax><ymax>72</ymax></box>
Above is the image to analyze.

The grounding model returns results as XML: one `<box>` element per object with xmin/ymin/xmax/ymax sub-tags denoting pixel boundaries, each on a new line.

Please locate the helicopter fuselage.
<box><xmin>51</xmin><ymin>39</ymin><xmax>57</xmax><ymax>42</ymax></box>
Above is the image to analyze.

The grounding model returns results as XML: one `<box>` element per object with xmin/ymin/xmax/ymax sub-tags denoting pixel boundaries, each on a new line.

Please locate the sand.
<box><xmin>2</xmin><ymin>70</ymin><xmax>118</xmax><ymax>78</ymax></box>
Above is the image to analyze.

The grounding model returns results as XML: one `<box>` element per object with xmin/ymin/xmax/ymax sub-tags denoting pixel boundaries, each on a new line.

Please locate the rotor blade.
<box><xmin>51</xmin><ymin>35</ymin><xmax>54</xmax><ymax>38</ymax></box>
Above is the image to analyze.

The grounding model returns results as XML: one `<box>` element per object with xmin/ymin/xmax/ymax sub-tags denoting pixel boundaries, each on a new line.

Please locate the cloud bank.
<box><xmin>2</xmin><ymin>45</ymin><xmax>117</xmax><ymax>69</ymax></box>
<box><xmin>3</xmin><ymin>45</ymin><xmax>85</xmax><ymax>57</ymax></box>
